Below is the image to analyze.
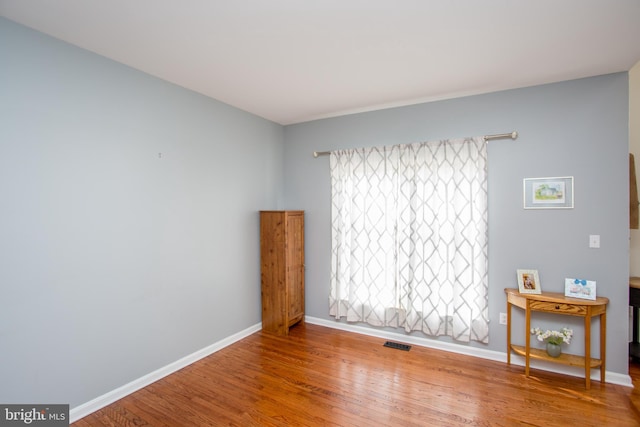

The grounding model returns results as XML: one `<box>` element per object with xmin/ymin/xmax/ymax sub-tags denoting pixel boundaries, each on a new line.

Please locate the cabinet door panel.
<box><xmin>261</xmin><ymin>212</ymin><xmax>287</xmax><ymax>335</ymax></box>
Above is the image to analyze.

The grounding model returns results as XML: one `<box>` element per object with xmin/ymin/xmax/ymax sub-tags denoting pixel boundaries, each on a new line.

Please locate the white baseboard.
<box><xmin>305</xmin><ymin>316</ymin><xmax>633</xmax><ymax>388</ymax></box>
<box><xmin>69</xmin><ymin>322</ymin><xmax>262</xmax><ymax>423</ymax></box>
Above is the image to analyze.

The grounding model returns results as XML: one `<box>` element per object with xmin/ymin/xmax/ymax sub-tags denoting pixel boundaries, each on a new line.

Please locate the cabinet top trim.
<box><xmin>260</xmin><ymin>210</ymin><xmax>304</xmax><ymax>213</ymax></box>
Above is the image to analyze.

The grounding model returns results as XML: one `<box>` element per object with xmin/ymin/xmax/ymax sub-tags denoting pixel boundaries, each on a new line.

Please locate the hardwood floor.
<box><xmin>628</xmin><ymin>359</ymin><xmax>640</xmax><ymax>415</ymax></box>
<box><xmin>74</xmin><ymin>323</ymin><xmax>640</xmax><ymax>426</ymax></box>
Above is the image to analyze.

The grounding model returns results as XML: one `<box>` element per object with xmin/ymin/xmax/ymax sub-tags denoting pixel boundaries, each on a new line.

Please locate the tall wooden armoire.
<box><xmin>260</xmin><ymin>210</ymin><xmax>305</xmax><ymax>335</ymax></box>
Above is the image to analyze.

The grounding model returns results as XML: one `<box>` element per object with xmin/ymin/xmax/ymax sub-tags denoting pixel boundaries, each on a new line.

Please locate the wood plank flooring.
<box><xmin>73</xmin><ymin>323</ymin><xmax>640</xmax><ymax>426</ymax></box>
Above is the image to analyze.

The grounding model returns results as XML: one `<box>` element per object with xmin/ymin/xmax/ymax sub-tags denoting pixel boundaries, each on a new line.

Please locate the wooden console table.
<box><xmin>505</xmin><ymin>288</ymin><xmax>609</xmax><ymax>389</ymax></box>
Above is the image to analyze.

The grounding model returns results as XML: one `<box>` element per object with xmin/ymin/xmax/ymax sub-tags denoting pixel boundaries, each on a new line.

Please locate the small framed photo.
<box><xmin>564</xmin><ymin>278</ymin><xmax>596</xmax><ymax>300</ymax></box>
<box><xmin>523</xmin><ymin>176</ymin><xmax>574</xmax><ymax>209</ymax></box>
<box><xmin>517</xmin><ymin>269</ymin><xmax>541</xmax><ymax>294</ymax></box>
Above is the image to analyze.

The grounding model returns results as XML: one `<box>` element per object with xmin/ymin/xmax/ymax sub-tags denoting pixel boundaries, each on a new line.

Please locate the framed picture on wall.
<box><xmin>517</xmin><ymin>269</ymin><xmax>541</xmax><ymax>294</ymax></box>
<box><xmin>523</xmin><ymin>176</ymin><xmax>574</xmax><ymax>209</ymax></box>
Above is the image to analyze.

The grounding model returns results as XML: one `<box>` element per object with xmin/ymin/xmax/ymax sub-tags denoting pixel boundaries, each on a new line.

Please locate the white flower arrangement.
<box><xmin>530</xmin><ymin>327</ymin><xmax>573</xmax><ymax>346</ymax></box>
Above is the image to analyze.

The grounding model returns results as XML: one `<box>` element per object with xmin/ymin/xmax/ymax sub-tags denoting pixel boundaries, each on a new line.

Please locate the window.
<box><xmin>329</xmin><ymin>137</ymin><xmax>489</xmax><ymax>343</ymax></box>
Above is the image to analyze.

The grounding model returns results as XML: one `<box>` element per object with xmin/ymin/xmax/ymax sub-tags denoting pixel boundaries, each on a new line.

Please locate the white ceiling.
<box><xmin>2</xmin><ymin>1</ymin><xmax>640</xmax><ymax>125</ymax></box>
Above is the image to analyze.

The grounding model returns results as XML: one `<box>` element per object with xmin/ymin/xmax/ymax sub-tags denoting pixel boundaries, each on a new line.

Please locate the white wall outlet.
<box><xmin>499</xmin><ymin>312</ymin><xmax>507</xmax><ymax>325</ymax></box>
<box><xmin>589</xmin><ymin>234</ymin><xmax>600</xmax><ymax>248</ymax></box>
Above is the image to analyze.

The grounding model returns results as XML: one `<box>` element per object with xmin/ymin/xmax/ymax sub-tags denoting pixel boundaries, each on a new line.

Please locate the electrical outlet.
<box><xmin>499</xmin><ymin>312</ymin><xmax>507</xmax><ymax>325</ymax></box>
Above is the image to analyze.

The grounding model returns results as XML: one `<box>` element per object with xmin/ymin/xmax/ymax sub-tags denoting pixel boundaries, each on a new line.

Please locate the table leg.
<box><xmin>585</xmin><ymin>313</ymin><xmax>591</xmax><ymax>390</ymax></box>
<box><xmin>506</xmin><ymin>301</ymin><xmax>511</xmax><ymax>365</ymax></box>
<box><xmin>600</xmin><ymin>312</ymin><xmax>606</xmax><ymax>384</ymax></box>
<box><xmin>525</xmin><ymin>300</ymin><xmax>530</xmax><ymax>377</ymax></box>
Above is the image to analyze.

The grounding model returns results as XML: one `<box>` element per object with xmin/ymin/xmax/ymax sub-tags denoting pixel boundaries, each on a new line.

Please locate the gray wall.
<box><xmin>0</xmin><ymin>18</ymin><xmax>284</xmax><ymax>407</ymax></box>
<box><xmin>284</xmin><ymin>73</ymin><xmax>630</xmax><ymax>375</ymax></box>
<box><xmin>0</xmin><ymin>14</ymin><xmax>631</xmax><ymax>410</ymax></box>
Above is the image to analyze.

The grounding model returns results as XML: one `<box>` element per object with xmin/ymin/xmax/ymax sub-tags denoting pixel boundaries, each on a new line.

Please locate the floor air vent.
<box><xmin>383</xmin><ymin>341</ymin><xmax>411</xmax><ymax>351</ymax></box>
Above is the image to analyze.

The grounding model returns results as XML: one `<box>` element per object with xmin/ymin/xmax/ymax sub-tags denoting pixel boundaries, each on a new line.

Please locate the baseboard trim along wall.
<box><xmin>69</xmin><ymin>323</ymin><xmax>262</xmax><ymax>423</ymax></box>
<box><xmin>305</xmin><ymin>316</ymin><xmax>633</xmax><ymax>388</ymax></box>
<box><xmin>71</xmin><ymin>315</ymin><xmax>632</xmax><ymax>422</ymax></box>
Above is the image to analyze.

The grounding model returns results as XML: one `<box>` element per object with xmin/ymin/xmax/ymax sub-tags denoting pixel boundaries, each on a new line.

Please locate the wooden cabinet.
<box><xmin>260</xmin><ymin>211</ymin><xmax>305</xmax><ymax>335</ymax></box>
<box><xmin>504</xmin><ymin>288</ymin><xmax>609</xmax><ymax>389</ymax></box>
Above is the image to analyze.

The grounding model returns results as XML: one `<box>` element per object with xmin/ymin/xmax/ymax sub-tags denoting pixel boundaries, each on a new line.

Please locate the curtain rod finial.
<box><xmin>511</xmin><ymin>131</ymin><xmax>518</xmax><ymax>140</ymax></box>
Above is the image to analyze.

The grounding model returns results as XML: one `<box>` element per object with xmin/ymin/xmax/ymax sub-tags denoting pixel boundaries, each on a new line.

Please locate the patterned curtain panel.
<box><xmin>329</xmin><ymin>137</ymin><xmax>489</xmax><ymax>343</ymax></box>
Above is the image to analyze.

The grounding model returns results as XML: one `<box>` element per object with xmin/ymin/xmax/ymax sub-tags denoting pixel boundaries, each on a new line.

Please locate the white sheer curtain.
<box><xmin>329</xmin><ymin>137</ymin><xmax>489</xmax><ymax>343</ymax></box>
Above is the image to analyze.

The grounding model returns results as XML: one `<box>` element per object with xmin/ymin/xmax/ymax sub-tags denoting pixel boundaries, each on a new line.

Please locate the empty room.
<box><xmin>2</xmin><ymin>1</ymin><xmax>640</xmax><ymax>426</ymax></box>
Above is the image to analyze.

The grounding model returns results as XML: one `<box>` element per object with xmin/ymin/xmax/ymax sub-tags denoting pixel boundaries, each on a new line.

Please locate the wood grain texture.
<box><xmin>260</xmin><ymin>211</ymin><xmax>304</xmax><ymax>335</ymax></box>
<box><xmin>73</xmin><ymin>323</ymin><xmax>640</xmax><ymax>426</ymax></box>
<box><xmin>631</xmin><ymin>153</ymin><xmax>638</xmax><ymax>229</ymax></box>
<box><xmin>506</xmin><ymin>288</ymin><xmax>608</xmax><ymax>389</ymax></box>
